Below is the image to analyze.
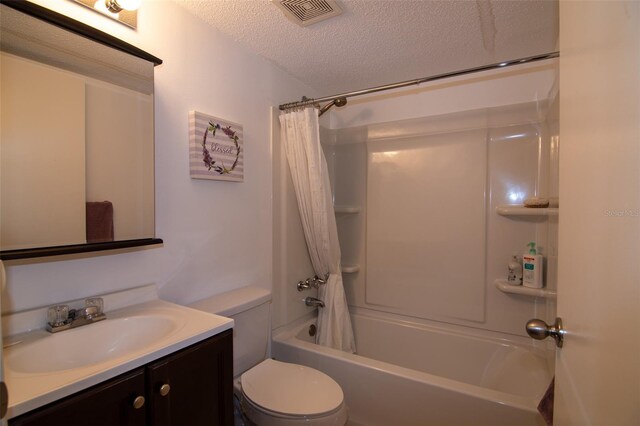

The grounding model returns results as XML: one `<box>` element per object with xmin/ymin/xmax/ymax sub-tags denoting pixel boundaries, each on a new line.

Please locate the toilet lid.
<box><xmin>241</xmin><ymin>359</ymin><xmax>344</xmax><ymax>416</ymax></box>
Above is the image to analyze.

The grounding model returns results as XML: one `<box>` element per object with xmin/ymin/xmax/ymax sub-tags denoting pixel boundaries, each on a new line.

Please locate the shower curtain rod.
<box><xmin>279</xmin><ymin>51</ymin><xmax>559</xmax><ymax>111</ymax></box>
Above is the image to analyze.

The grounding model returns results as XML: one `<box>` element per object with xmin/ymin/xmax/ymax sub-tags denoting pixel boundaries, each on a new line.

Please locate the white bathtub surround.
<box><xmin>366</xmin><ymin>126</ymin><xmax>487</xmax><ymax>322</ymax></box>
<box><xmin>322</xmin><ymin>99</ymin><xmax>559</xmax><ymax>337</ymax></box>
<box><xmin>273</xmin><ymin>311</ymin><xmax>549</xmax><ymax>426</ymax></box>
<box><xmin>279</xmin><ymin>108</ymin><xmax>355</xmax><ymax>353</ymax></box>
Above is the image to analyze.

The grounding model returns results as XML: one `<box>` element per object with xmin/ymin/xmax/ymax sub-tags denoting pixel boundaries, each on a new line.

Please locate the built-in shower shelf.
<box><xmin>341</xmin><ymin>264</ymin><xmax>360</xmax><ymax>273</ymax></box>
<box><xmin>496</xmin><ymin>205</ymin><xmax>559</xmax><ymax>217</ymax></box>
<box><xmin>334</xmin><ymin>205</ymin><xmax>361</xmax><ymax>215</ymax></box>
<box><xmin>494</xmin><ymin>279</ymin><xmax>557</xmax><ymax>299</ymax></box>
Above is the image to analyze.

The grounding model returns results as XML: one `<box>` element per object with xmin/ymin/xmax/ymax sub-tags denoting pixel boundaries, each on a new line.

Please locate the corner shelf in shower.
<box><xmin>341</xmin><ymin>264</ymin><xmax>360</xmax><ymax>273</ymax></box>
<box><xmin>494</xmin><ymin>279</ymin><xmax>556</xmax><ymax>299</ymax></box>
<box><xmin>496</xmin><ymin>205</ymin><xmax>559</xmax><ymax>217</ymax></box>
<box><xmin>334</xmin><ymin>205</ymin><xmax>361</xmax><ymax>215</ymax></box>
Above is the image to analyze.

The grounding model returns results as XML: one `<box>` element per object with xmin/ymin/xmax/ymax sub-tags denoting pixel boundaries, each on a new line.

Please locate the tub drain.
<box><xmin>309</xmin><ymin>324</ymin><xmax>317</xmax><ymax>337</ymax></box>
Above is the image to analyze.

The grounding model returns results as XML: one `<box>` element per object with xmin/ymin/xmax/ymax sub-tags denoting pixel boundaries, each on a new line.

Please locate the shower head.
<box><xmin>318</xmin><ymin>97</ymin><xmax>348</xmax><ymax>117</ymax></box>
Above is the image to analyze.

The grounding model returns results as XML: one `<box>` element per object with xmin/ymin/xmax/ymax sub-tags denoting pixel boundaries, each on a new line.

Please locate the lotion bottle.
<box><xmin>507</xmin><ymin>255</ymin><xmax>523</xmax><ymax>285</ymax></box>
<box><xmin>523</xmin><ymin>242</ymin><xmax>543</xmax><ymax>288</ymax></box>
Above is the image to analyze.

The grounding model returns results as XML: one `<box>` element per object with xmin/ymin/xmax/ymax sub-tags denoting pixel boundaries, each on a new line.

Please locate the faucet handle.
<box><xmin>313</xmin><ymin>274</ymin><xmax>328</xmax><ymax>285</ymax></box>
<box><xmin>47</xmin><ymin>305</ymin><xmax>69</xmax><ymax>327</ymax></box>
<box><xmin>84</xmin><ymin>297</ymin><xmax>104</xmax><ymax>314</ymax></box>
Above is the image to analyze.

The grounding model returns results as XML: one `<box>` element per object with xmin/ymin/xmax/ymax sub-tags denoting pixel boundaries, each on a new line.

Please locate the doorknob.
<box><xmin>526</xmin><ymin>317</ymin><xmax>565</xmax><ymax>348</ymax></box>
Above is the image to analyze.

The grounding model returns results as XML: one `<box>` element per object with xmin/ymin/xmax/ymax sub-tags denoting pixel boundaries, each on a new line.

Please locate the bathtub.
<box><xmin>272</xmin><ymin>309</ymin><xmax>551</xmax><ymax>426</ymax></box>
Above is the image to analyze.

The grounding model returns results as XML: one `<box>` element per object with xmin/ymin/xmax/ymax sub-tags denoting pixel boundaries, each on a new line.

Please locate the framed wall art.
<box><xmin>189</xmin><ymin>111</ymin><xmax>243</xmax><ymax>182</ymax></box>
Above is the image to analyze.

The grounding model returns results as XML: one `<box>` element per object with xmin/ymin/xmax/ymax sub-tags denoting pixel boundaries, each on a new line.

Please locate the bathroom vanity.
<box><xmin>3</xmin><ymin>286</ymin><xmax>234</xmax><ymax>425</ymax></box>
<box><xmin>9</xmin><ymin>330</ymin><xmax>233</xmax><ymax>426</ymax></box>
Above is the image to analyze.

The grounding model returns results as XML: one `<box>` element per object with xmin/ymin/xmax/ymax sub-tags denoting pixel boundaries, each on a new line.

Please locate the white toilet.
<box><xmin>189</xmin><ymin>286</ymin><xmax>348</xmax><ymax>426</ymax></box>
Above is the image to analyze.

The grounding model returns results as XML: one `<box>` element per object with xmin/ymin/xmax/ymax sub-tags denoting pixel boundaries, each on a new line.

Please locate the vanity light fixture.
<box><xmin>104</xmin><ymin>0</ymin><xmax>142</xmax><ymax>13</ymax></box>
<box><xmin>93</xmin><ymin>0</ymin><xmax>119</xmax><ymax>18</ymax></box>
<box><xmin>73</xmin><ymin>0</ymin><xmax>138</xmax><ymax>28</ymax></box>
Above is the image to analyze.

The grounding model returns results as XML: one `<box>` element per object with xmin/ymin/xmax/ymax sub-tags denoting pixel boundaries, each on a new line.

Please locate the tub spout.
<box><xmin>305</xmin><ymin>297</ymin><xmax>325</xmax><ymax>308</ymax></box>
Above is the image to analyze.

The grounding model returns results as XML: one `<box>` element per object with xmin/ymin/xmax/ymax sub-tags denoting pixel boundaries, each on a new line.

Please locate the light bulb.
<box><xmin>105</xmin><ymin>0</ymin><xmax>141</xmax><ymax>13</ymax></box>
<box><xmin>116</xmin><ymin>0</ymin><xmax>141</xmax><ymax>10</ymax></box>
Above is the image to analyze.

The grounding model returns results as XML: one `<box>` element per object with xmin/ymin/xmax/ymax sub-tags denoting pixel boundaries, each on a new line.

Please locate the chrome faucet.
<box><xmin>47</xmin><ymin>297</ymin><xmax>106</xmax><ymax>333</ymax></box>
<box><xmin>297</xmin><ymin>273</ymin><xmax>330</xmax><ymax>291</ymax></box>
<box><xmin>304</xmin><ymin>297</ymin><xmax>325</xmax><ymax>308</ymax></box>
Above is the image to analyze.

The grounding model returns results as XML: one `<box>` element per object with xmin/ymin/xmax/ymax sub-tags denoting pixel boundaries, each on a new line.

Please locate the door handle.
<box><xmin>526</xmin><ymin>317</ymin><xmax>565</xmax><ymax>348</ymax></box>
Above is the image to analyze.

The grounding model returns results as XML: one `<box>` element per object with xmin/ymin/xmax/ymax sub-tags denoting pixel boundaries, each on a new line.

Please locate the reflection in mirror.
<box><xmin>0</xmin><ymin>2</ymin><xmax>161</xmax><ymax>259</ymax></box>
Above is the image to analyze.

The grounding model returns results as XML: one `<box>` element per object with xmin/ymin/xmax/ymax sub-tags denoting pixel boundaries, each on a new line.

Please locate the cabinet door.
<box><xmin>9</xmin><ymin>368</ymin><xmax>146</xmax><ymax>426</ymax></box>
<box><xmin>146</xmin><ymin>330</ymin><xmax>233</xmax><ymax>426</ymax></box>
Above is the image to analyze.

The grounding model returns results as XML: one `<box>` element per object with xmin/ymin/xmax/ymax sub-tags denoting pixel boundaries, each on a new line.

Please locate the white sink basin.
<box><xmin>3</xmin><ymin>293</ymin><xmax>234</xmax><ymax>420</ymax></box>
<box><xmin>6</xmin><ymin>315</ymin><xmax>180</xmax><ymax>374</ymax></box>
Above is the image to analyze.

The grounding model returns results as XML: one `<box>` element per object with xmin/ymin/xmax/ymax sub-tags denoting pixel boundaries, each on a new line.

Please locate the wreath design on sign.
<box><xmin>201</xmin><ymin>120</ymin><xmax>241</xmax><ymax>175</ymax></box>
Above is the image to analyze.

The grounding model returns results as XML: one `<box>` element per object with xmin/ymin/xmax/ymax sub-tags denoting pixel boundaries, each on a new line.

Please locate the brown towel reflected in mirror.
<box><xmin>86</xmin><ymin>201</ymin><xmax>114</xmax><ymax>243</ymax></box>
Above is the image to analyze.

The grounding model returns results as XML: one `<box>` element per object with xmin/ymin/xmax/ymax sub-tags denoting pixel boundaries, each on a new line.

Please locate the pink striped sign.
<box><xmin>189</xmin><ymin>111</ymin><xmax>244</xmax><ymax>182</ymax></box>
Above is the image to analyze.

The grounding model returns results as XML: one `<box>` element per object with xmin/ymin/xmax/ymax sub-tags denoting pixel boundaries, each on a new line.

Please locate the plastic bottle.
<box><xmin>507</xmin><ymin>255</ymin><xmax>523</xmax><ymax>285</ymax></box>
<box><xmin>523</xmin><ymin>242</ymin><xmax>544</xmax><ymax>288</ymax></box>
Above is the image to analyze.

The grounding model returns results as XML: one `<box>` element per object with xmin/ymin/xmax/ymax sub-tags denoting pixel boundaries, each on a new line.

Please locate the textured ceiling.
<box><xmin>175</xmin><ymin>0</ymin><xmax>558</xmax><ymax>97</ymax></box>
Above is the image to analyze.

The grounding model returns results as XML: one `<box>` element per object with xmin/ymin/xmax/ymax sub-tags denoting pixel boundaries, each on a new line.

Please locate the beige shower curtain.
<box><xmin>279</xmin><ymin>107</ymin><xmax>356</xmax><ymax>353</ymax></box>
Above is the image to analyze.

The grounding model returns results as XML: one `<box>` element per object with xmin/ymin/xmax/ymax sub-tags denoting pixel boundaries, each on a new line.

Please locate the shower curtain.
<box><xmin>279</xmin><ymin>107</ymin><xmax>356</xmax><ymax>353</ymax></box>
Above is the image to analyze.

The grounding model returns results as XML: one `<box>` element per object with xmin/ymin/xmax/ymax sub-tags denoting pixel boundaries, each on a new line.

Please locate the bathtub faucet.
<box><xmin>297</xmin><ymin>273</ymin><xmax>330</xmax><ymax>291</ymax></box>
<box><xmin>304</xmin><ymin>297</ymin><xmax>325</xmax><ymax>308</ymax></box>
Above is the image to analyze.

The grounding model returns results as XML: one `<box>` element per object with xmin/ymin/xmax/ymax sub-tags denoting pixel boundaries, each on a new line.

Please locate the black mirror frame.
<box><xmin>0</xmin><ymin>0</ymin><xmax>163</xmax><ymax>260</ymax></box>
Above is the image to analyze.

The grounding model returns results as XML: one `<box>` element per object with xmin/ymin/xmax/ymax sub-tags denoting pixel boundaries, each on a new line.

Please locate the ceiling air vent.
<box><xmin>272</xmin><ymin>0</ymin><xmax>343</xmax><ymax>27</ymax></box>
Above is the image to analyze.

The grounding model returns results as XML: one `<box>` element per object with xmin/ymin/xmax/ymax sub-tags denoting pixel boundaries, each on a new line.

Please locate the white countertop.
<box><xmin>3</xmin><ymin>295</ymin><xmax>233</xmax><ymax>419</ymax></box>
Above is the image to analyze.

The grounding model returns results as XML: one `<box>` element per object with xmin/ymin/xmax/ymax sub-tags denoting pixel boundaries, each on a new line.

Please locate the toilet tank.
<box><xmin>189</xmin><ymin>286</ymin><xmax>271</xmax><ymax>377</ymax></box>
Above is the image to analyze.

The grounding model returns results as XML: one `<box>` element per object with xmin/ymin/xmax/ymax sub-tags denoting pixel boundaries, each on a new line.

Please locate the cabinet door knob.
<box><xmin>133</xmin><ymin>395</ymin><xmax>145</xmax><ymax>409</ymax></box>
<box><xmin>159</xmin><ymin>384</ymin><xmax>171</xmax><ymax>397</ymax></box>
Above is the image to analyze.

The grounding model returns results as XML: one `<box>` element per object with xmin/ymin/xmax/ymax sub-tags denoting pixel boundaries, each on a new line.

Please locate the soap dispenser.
<box><xmin>523</xmin><ymin>242</ymin><xmax>543</xmax><ymax>288</ymax></box>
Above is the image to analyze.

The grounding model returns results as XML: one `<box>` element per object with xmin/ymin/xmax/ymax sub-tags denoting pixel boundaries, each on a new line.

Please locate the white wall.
<box><xmin>2</xmin><ymin>0</ymin><xmax>316</xmax><ymax>313</ymax></box>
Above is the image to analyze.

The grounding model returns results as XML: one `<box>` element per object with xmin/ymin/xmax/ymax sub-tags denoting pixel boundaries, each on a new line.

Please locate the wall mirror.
<box><xmin>0</xmin><ymin>1</ymin><xmax>162</xmax><ymax>260</ymax></box>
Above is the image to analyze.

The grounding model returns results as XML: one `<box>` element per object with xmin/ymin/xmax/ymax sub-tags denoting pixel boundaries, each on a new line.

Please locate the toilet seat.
<box><xmin>241</xmin><ymin>359</ymin><xmax>344</xmax><ymax>417</ymax></box>
<box><xmin>239</xmin><ymin>359</ymin><xmax>347</xmax><ymax>425</ymax></box>
<box><xmin>240</xmin><ymin>396</ymin><xmax>348</xmax><ymax>426</ymax></box>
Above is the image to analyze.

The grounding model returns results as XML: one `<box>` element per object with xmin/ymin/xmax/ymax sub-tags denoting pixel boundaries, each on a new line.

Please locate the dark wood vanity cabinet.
<box><xmin>9</xmin><ymin>369</ymin><xmax>147</xmax><ymax>426</ymax></box>
<box><xmin>146</xmin><ymin>329</ymin><xmax>233</xmax><ymax>426</ymax></box>
<box><xmin>9</xmin><ymin>330</ymin><xmax>233</xmax><ymax>426</ymax></box>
